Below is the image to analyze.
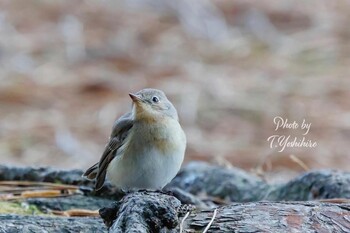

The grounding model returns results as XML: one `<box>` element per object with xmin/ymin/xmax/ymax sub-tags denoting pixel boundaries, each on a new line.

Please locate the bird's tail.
<box><xmin>82</xmin><ymin>163</ymin><xmax>99</xmax><ymax>180</ymax></box>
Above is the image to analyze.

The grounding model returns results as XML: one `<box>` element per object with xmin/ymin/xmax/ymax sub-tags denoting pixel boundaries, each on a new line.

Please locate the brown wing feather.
<box><xmin>82</xmin><ymin>162</ymin><xmax>99</xmax><ymax>180</ymax></box>
<box><xmin>83</xmin><ymin>112</ymin><xmax>133</xmax><ymax>191</ymax></box>
<box><xmin>95</xmin><ymin>138</ymin><xmax>122</xmax><ymax>190</ymax></box>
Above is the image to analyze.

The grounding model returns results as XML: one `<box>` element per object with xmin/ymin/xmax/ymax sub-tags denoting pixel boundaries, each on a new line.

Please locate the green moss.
<box><xmin>0</xmin><ymin>201</ymin><xmax>45</xmax><ymax>215</ymax></box>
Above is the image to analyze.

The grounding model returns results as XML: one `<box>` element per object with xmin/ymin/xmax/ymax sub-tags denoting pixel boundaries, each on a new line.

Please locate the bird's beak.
<box><xmin>129</xmin><ymin>93</ymin><xmax>142</xmax><ymax>103</ymax></box>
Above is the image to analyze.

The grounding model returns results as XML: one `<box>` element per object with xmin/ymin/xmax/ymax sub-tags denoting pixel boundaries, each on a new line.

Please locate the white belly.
<box><xmin>106</xmin><ymin>119</ymin><xmax>186</xmax><ymax>190</ymax></box>
<box><xmin>107</xmin><ymin>146</ymin><xmax>184</xmax><ymax>190</ymax></box>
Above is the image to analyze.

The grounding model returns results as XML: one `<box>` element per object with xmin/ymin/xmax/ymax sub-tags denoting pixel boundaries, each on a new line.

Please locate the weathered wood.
<box><xmin>168</xmin><ymin>162</ymin><xmax>350</xmax><ymax>202</ymax></box>
<box><xmin>27</xmin><ymin>195</ymin><xmax>113</xmax><ymax>212</ymax></box>
<box><xmin>101</xmin><ymin>192</ymin><xmax>350</xmax><ymax>233</ymax></box>
<box><xmin>1</xmin><ymin>162</ymin><xmax>350</xmax><ymax>202</ymax></box>
<box><xmin>100</xmin><ymin>191</ymin><xmax>181</xmax><ymax>233</ymax></box>
<box><xmin>0</xmin><ymin>215</ymin><xmax>106</xmax><ymax>232</ymax></box>
<box><xmin>0</xmin><ymin>165</ymin><xmax>87</xmax><ymax>186</ymax></box>
<box><xmin>183</xmin><ymin>201</ymin><xmax>350</xmax><ymax>233</ymax></box>
<box><xmin>1</xmin><ymin>195</ymin><xmax>349</xmax><ymax>233</ymax></box>
<box><xmin>0</xmin><ymin>165</ymin><xmax>125</xmax><ymax>199</ymax></box>
<box><xmin>1</xmin><ymin>163</ymin><xmax>350</xmax><ymax>232</ymax></box>
<box><xmin>265</xmin><ymin>169</ymin><xmax>350</xmax><ymax>201</ymax></box>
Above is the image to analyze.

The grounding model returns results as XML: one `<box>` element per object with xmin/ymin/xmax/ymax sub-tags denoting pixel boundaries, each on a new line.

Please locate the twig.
<box><xmin>179</xmin><ymin>211</ymin><xmax>190</xmax><ymax>233</ymax></box>
<box><xmin>0</xmin><ymin>190</ymin><xmax>75</xmax><ymax>201</ymax></box>
<box><xmin>0</xmin><ymin>181</ymin><xmax>79</xmax><ymax>200</ymax></box>
<box><xmin>0</xmin><ymin>181</ymin><xmax>79</xmax><ymax>190</ymax></box>
<box><xmin>51</xmin><ymin>209</ymin><xmax>99</xmax><ymax>217</ymax></box>
<box><xmin>289</xmin><ymin>154</ymin><xmax>309</xmax><ymax>171</ymax></box>
<box><xmin>202</xmin><ymin>208</ymin><xmax>217</xmax><ymax>233</ymax></box>
<box><xmin>318</xmin><ymin>198</ymin><xmax>350</xmax><ymax>204</ymax></box>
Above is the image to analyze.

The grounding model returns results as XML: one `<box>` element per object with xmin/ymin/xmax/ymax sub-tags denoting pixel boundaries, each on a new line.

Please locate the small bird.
<box><xmin>83</xmin><ymin>88</ymin><xmax>186</xmax><ymax>191</ymax></box>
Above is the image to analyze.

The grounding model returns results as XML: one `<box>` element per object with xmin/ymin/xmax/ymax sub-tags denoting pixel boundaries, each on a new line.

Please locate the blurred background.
<box><xmin>0</xmin><ymin>0</ymin><xmax>349</xmax><ymax>180</ymax></box>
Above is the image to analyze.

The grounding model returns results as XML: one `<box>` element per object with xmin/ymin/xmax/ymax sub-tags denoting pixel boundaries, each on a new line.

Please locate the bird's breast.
<box><xmin>130</xmin><ymin>118</ymin><xmax>186</xmax><ymax>156</ymax></box>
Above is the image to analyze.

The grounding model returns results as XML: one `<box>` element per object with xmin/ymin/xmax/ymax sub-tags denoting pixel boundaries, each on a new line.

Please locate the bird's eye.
<box><xmin>152</xmin><ymin>96</ymin><xmax>160</xmax><ymax>103</ymax></box>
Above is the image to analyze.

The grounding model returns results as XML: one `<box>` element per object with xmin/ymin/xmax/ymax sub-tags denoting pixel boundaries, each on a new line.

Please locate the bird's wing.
<box><xmin>90</xmin><ymin>112</ymin><xmax>133</xmax><ymax>191</ymax></box>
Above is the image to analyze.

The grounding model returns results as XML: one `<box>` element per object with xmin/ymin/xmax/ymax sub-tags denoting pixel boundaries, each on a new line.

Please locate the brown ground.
<box><xmin>0</xmin><ymin>0</ymin><xmax>349</xmax><ymax>180</ymax></box>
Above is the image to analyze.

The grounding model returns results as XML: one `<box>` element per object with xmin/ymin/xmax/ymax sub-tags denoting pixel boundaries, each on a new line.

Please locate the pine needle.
<box><xmin>0</xmin><ymin>181</ymin><xmax>78</xmax><ymax>190</ymax></box>
<box><xmin>0</xmin><ymin>181</ymin><xmax>80</xmax><ymax>200</ymax></box>
<box><xmin>289</xmin><ymin>154</ymin><xmax>309</xmax><ymax>171</ymax></box>
<box><xmin>51</xmin><ymin>209</ymin><xmax>99</xmax><ymax>217</ymax></box>
<box><xmin>202</xmin><ymin>208</ymin><xmax>217</xmax><ymax>233</ymax></box>
<box><xmin>179</xmin><ymin>211</ymin><xmax>190</xmax><ymax>233</ymax></box>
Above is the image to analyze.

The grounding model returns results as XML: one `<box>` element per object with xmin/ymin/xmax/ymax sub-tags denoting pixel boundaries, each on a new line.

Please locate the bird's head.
<box><xmin>129</xmin><ymin>88</ymin><xmax>178</xmax><ymax>122</ymax></box>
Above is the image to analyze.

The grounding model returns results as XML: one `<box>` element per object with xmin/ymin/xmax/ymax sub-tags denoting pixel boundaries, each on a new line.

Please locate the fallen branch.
<box><xmin>100</xmin><ymin>192</ymin><xmax>350</xmax><ymax>233</ymax></box>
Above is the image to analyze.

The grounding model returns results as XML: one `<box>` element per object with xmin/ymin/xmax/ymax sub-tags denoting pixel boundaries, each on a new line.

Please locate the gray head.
<box><xmin>129</xmin><ymin>88</ymin><xmax>178</xmax><ymax>121</ymax></box>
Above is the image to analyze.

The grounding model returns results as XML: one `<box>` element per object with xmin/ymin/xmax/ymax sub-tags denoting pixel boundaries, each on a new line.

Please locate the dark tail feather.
<box><xmin>82</xmin><ymin>163</ymin><xmax>99</xmax><ymax>180</ymax></box>
<box><xmin>95</xmin><ymin>168</ymin><xmax>107</xmax><ymax>191</ymax></box>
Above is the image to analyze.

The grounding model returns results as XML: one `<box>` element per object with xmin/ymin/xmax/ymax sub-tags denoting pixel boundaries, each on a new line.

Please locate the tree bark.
<box><xmin>0</xmin><ymin>215</ymin><xmax>106</xmax><ymax>233</ymax></box>
<box><xmin>1</xmin><ymin>163</ymin><xmax>350</xmax><ymax>232</ymax></box>
<box><xmin>0</xmin><ymin>194</ymin><xmax>349</xmax><ymax>233</ymax></box>
<box><xmin>100</xmin><ymin>191</ymin><xmax>350</xmax><ymax>233</ymax></box>
<box><xmin>182</xmin><ymin>201</ymin><xmax>350</xmax><ymax>233</ymax></box>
